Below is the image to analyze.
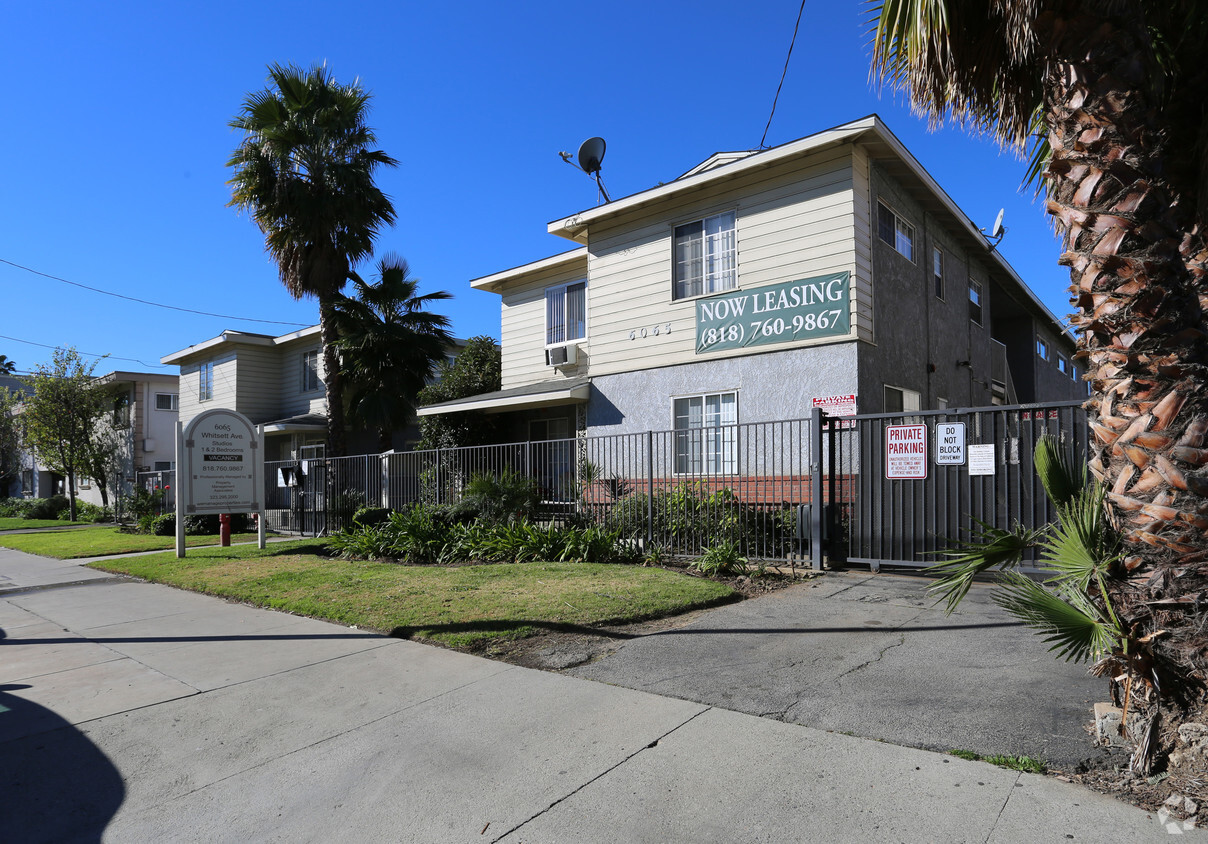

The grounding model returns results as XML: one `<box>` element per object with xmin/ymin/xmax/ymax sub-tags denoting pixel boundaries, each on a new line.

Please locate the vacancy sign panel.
<box><xmin>886</xmin><ymin>424</ymin><xmax>928</xmax><ymax>479</ymax></box>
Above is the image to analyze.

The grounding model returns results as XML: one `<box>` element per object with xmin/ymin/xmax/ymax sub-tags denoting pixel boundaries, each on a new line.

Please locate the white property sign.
<box><xmin>935</xmin><ymin>423</ymin><xmax>966</xmax><ymax>465</ymax></box>
<box><xmin>175</xmin><ymin>409</ymin><xmax>266</xmax><ymax>557</ymax></box>
<box><xmin>885</xmin><ymin>424</ymin><xmax>928</xmax><ymax>479</ymax></box>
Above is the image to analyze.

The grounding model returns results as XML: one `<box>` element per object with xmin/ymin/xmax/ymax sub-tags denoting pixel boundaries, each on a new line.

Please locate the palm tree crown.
<box><xmin>228</xmin><ymin>63</ymin><xmax>398</xmax><ymax>455</ymax></box>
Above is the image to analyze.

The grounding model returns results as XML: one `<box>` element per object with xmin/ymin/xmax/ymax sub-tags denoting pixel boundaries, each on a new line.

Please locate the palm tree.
<box><xmin>870</xmin><ymin>0</ymin><xmax>1208</xmax><ymax>717</ymax></box>
<box><xmin>0</xmin><ymin>355</ymin><xmax>17</xmax><ymax>375</ymax></box>
<box><xmin>331</xmin><ymin>255</ymin><xmax>453</xmax><ymax>452</ymax></box>
<box><xmin>228</xmin><ymin>63</ymin><xmax>398</xmax><ymax>456</ymax></box>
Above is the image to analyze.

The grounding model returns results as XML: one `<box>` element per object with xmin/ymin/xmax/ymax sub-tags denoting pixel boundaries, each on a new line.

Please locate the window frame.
<box><xmin>672</xmin><ymin>390</ymin><xmax>739</xmax><ymax>476</ymax></box>
<box><xmin>932</xmin><ymin>246</ymin><xmax>944</xmax><ymax>299</ymax></box>
<box><xmin>198</xmin><ymin>362</ymin><xmax>213</xmax><ymax>402</ymax></box>
<box><xmin>672</xmin><ymin>209</ymin><xmax>738</xmax><ymax>301</ymax></box>
<box><xmin>1037</xmin><ymin>338</ymin><xmax>1050</xmax><ymax>361</ymax></box>
<box><xmin>968</xmin><ymin>278</ymin><xmax>983</xmax><ymax>325</ymax></box>
<box><xmin>301</xmin><ymin>349</ymin><xmax>323</xmax><ymax>393</ymax></box>
<box><xmin>877</xmin><ymin>200</ymin><xmax>915</xmax><ymax>263</ymax></box>
<box><xmin>544</xmin><ymin>280</ymin><xmax>588</xmax><ymax>348</ymax></box>
<box><xmin>884</xmin><ymin>384</ymin><xmax>922</xmax><ymax>415</ymax></box>
<box><xmin>155</xmin><ymin>392</ymin><xmax>179</xmax><ymax>412</ymax></box>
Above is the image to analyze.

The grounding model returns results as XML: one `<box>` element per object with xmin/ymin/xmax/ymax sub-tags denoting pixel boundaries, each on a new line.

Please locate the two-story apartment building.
<box><xmin>418</xmin><ymin>116</ymin><xmax>1085</xmax><ymax>448</ymax></box>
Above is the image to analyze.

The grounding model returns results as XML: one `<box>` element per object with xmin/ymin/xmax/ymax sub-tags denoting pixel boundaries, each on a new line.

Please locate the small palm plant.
<box><xmin>928</xmin><ymin>435</ymin><xmax>1164</xmax><ymax>772</ymax></box>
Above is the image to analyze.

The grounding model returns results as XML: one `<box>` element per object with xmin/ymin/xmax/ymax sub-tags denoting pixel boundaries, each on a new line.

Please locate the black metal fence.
<box><xmin>262</xmin><ymin>400</ymin><xmax>1088</xmax><ymax>569</ymax></box>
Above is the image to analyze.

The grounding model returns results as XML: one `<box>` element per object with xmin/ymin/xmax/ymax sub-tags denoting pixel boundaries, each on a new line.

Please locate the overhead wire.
<box><xmin>0</xmin><ymin>257</ymin><xmax>311</xmax><ymax>328</ymax></box>
<box><xmin>759</xmin><ymin>0</ymin><xmax>808</xmax><ymax>150</ymax></box>
<box><xmin>0</xmin><ymin>333</ymin><xmax>171</xmax><ymax>370</ymax></box>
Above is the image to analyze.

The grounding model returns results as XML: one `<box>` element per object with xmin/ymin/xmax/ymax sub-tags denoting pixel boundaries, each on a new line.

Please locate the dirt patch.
<box><xmin>469</xmin><ymin>566</ymin><xmax>814</xmax><ymax>670</ymax></box>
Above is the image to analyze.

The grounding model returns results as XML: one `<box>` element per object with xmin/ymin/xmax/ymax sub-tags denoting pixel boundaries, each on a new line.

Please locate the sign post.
<box><xmin>175</xmin><ymin>409</ymin><xmax>265</xmax><ymax>558</ymax></box>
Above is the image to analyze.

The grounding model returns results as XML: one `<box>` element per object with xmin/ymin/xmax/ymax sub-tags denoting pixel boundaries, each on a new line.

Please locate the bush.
<box><xmin>150</xmin><ymin>514</ymin><xmax>176</xmax><ymax>536</ymax></box>
<box><xmin>456</xmin><ymin>470</ymin><xmax>540</xmax><ymax>526</ymax></box>
<box><xmin>26</xmin><ymin>495</ymin><xmax>70</xmax><ymax>520</ymax></box>
<box><xmin>691</xmin><ymin>541</ymin><xmax>750</xmax><ymax>576</ymax></box>
<box><xmin>129</xmin><ymin>487</ymin><xmax>165</xmax><ymax>519</ymax></box>
<box><xmin>71</xmin><ymin>502</ymin><xmax>111</xmax><ymax>523</ymax></box>
<box><xmin>352</xmin><ymin>506</ymin><xmax>392</xmax><ymax>528</ymax></box>
<box><xmin>182</xmin><ymin>513</ymin><xmax>250</xmax><ymax>535</ymax></box>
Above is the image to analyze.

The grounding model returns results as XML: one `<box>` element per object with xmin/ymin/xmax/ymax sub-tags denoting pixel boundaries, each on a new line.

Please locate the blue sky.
<box><xmin>2</xmin><ymin>1</ymin><xmax>1068</xmax><ymax>376</ymax></box>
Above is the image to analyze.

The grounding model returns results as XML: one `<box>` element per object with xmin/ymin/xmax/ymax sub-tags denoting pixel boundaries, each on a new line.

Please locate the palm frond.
<box><xmin>994</xmin><ymin>572</ymin><xmax>1120</xmax><ymax>663</ymax></box>
<box><xmin>926</xmin><ymin>518</ymin><xmax>1043</xmax><ymax>614</ymax></box>
<box><xmin>1033</xmin><ymin>434</ymin><xmax>1083</xmax><ymax>509</ymax></box>
<box><xmin>1040</xmin><ymin>484</ymin><xmax>1120</xmax><ymax>589</ymax></box>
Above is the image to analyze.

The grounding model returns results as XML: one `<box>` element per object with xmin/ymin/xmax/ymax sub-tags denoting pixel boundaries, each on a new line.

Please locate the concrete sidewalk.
<box><xmin>0</xmin><ymin>548</ymin><xmax>1194</xmax><ymax>842</ymax></box>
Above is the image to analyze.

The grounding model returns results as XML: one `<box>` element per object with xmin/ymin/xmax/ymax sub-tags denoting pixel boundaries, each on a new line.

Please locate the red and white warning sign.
<box><xmin>813</xmin><ymin>394</ymin><xmax>857</xmax><ymax>428</ymax></box>
<box><xmin>886</xmin><ymin>424</ymin><xmax>928</xmax><ymax>479</ymax></box>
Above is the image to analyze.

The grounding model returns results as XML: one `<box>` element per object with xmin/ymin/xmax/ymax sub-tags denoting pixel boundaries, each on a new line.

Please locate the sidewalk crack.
<box><xmin>489</xmin><ymin>707</ymin><xmax>710</xmax><ymax>843</ymax></box>
<box><xmin>984</xmin><ymin>771</ymin><xmax>1021</xmax><ymax>843</ymax></box>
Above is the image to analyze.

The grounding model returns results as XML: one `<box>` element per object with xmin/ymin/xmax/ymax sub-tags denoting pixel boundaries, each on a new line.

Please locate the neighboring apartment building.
<box><xmin>4</xmin><ymin>370</ymin><xmax>179</xmax><ymax>505</ymax></box>
<box><xmin>418</xmin><ymin>115</ymin><xmax>1086</xmax><ymax>445</ymax></box>
<box><xmin>162</xmin><ymin>325</ymin><xmax>464</xmax><ymax>459</ymax></box>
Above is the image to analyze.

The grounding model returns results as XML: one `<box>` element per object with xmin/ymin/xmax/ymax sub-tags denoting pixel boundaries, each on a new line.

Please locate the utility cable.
<box><xmin>759</xmin><ymin>0</ymin><xmax>808</xmax><ymax>150</ymax></box>
<box><xmin>0</xmin><ymin>333</ymin><xmax>171</xmax><ymax>370</ymax></box>
<box><xmin>0</xmin><ymin>257</ymin><xmax>311</xmax><ymax>328</ymax></box>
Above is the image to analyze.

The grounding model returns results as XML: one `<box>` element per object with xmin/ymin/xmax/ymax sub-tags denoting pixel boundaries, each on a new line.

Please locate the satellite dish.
<box><xmin>577</xmin><ymin>137</ymin><xmax>606</xmax><ymax>176</ymax></box>
<box><xmin>991</xmin><ymin>208</ymin><xmax>1005</xmax><ymax>240</ymax></box>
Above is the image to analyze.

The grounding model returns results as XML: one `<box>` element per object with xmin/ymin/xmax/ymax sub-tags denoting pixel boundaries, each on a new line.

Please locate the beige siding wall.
<box><xmin>178</xmin><ymin>352</ymin><xmax>238</xmax><ymax>426</ymax></box>
<box><xmin>497</xmin><ymin>144</ymin><xmax>862</xmax><ymax>387</ymax></box>
<box><xmin>850</xmin><ymin>145</ymin><xmax>875</xmax><ymax>343</ymax></box>
<box><xmin>278</xmin><ymin>340</ymin><xmax>326</xmax><ymax>417</ymax></box>
<box><xmin>498</xmin><ymin>257</ymin><xmax>589</xmax><ymax>389</ymax></box>
<box><xmin>230</xmin><ymin>345</ymin><xmax>282</xmax><ymax>422</ymax></box>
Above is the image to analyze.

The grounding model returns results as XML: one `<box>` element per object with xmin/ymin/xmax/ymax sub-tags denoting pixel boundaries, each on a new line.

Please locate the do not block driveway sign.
<box><xmin>886</xmin><ymin>424</ymin><xmax>928</xmax><ymax>480</ymax></box>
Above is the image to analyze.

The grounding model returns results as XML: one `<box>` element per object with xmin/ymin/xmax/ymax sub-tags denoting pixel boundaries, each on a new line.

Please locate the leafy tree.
<box><xmin>81</xmin><ymin>421</ymin><xmax>124</xmax><ymax>510</ymax></box>
<box><xmin>332</xmin><ymin>254</ymin><xmax>454</xmax><ymax>451</ymax></box>
<box><xmin>417</xmin><ymin>336</ymin><xmax>502</xmax><ymax>449</ymax></box>
<box><xmin>21</xmin><ymin>348</ymin><xmax>108</xmax><ymax>520</ymax></box>
<box><xmin>0</xmin><ymin>355</ymin><xmax>16</xmax><ymax>375</ymax></box>
<box><xmin>870</xmin><ymin>0</ymin><xmax>1208</xmax><ymax>765</ymax></box>
<box><xmin>228</xmin><ymin>62</ymin><xmax>398</xmax><ymax>456</ymax></box>
<box><xmin>0</xmin><ymin>387</ymin><xmax>21</xmax><ymax>493</ymax></box>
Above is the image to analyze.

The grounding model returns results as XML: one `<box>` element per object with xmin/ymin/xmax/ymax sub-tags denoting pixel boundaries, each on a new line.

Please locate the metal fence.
<box><xmin>261</xmin><ymin>400</ymin><xmax>1088</xmax><ymax>570</ymax></box>
<box><xmin>135</xmin><ymin>470</ymin><xmax>175</xmax><ymax>512</ymax></box>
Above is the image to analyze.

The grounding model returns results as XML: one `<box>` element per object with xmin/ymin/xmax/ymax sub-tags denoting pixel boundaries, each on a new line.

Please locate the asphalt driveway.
<box><xmin>567</xmin><ymin>570</ymin><xmax>1109</xmax><ymax>769</ymax></box>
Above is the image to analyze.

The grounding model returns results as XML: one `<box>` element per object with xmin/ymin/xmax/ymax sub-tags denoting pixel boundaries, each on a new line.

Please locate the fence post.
<box><xmin>810</xmin><ymin>407</ymin><xmax>824</xmax><ymax>571</ymax></box>
<box><xmin>646</xmin><ymin>430</ymin><xmax>655</xmax><ymax>549</ymax></box>
<box><xmin>436</xmin><ymin>449</ymin><xmax>443</xmax><ymax>507</ymax></box>
<box><xmin>380</xmin><ymin>454</ymin><xmax>389</xmax><ymax>509</ymax></box>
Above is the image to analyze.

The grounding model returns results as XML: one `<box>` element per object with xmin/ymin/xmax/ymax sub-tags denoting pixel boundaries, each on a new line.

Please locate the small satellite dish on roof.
<box><xmin>984</xmin><ymin>208</ymin><xmax>1007</xmax><ymax>251</ymax></box>
<box><xmin>577</xmin><ymin>137</ymin><xmax>606</xmax><ymax>176</ymax></box>
<box><xmin>558</xmin><ymin>136</ymin><xmax>611</xmax><ymax>204</ymax></box>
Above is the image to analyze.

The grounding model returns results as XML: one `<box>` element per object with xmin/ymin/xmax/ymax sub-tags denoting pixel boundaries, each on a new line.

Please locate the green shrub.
<box><xmin>691</xmin><ymin>541</ymin><xmax>750</xmax><ymax>577</ymax></box>
<box><xmin>328</xmin><ymin>524</ymin><xmax>400</xmax><ymax>560</ymax></box>
<box><xmin>71</xmin><ymin>502</ymin><xmax>112</xmax><ymax>523</ymax></box>
<box><xmin>129</xmin><ymin>487</ymin><xmax>165</xmax><ymax>519</ymax></box>
<box><xmin>150</xmin><ymin>514</ymin><xmax>176</xmax><ymax>536</ymax></box>
<box><xmin>456</xmin><ymin>470</ymin><xmax>540</xmax><ymax>526</ymax></box>
<box><xmin>26</xmin><ymin>495</ymin><xmax>70</xmax><ymax>520</ymax></box>
<box><xmin>181</xmin><ymin>513</ymin><xmax>250</xmax><ymax>535</ymax></box>
<box><xmin>352</xmin><ymin>506</ymin><xmax>392</xmax><ymax>528</ymax></box>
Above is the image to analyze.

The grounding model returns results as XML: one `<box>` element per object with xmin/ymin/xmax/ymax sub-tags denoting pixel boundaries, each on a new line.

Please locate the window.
<box><xmin>673</xmin><ymin>211</ymin><xmax>737</xmax><ymax>299</ymax></box>
<box><xmin>545</xmin><ymin>281</ymin><xmax>587</xmax><ymax>346</ymax></box>
<box><xmin>968</xmin><ymin>278</ymin><xmax>983</xmax><ymax>325</ymax></box>
<box><xmin>155</xmin><ymin>393</ymin><xmax>179</xmax><ymax>411</ymax></box>
<box><xmin>112</xmin><ymin>394</ymin><xmax>131</xmax><ymax>427</ymax></box>
<box><xmin>932</xmin><ymin>247</ymin><xmax>944</xmax><ymax>299</ymax></box>
<box><xmin>936</xmin><ymin>397</ymin><xmax>948</xmax><ymax>410</ymax></box>
<box><xmin>877</xmin><ymin>201</ymin><xmax>914</xmax><ymax>261</ymax></box>
<box><xmin>1037</xmin><ymin>338</ymin><xmax>1050</xmax><ymax>360</ymax></box>
<box><xmin>153</xmin><ymin>461</ymin><xmax>174</xmax><ymax>472</ymax></box>
<box><xmin>302</xmin><ymin>350</ymin><xmax>322</xmax><ymax>392</ymax></box>
<box><xmin>884</xmin><ymin>385</ymin><xmax>921</xmax><ymax>414</ymax></box>
<box><xmin>21</xmin><ymin>469</ymin><xmax>32</xmax><ymax>495</ymax></box>
<box><xmin>674</xmin><ymin>392</ymin><xmax>738</xmax><ymax>474</ymax></box>
<box><xmin>199</xmin><ymin>362</ymin><xmax>213</xmax><ymax>402</ymax></box>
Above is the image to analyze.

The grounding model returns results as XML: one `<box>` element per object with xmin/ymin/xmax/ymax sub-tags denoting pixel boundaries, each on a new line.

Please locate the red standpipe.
<box><xmin>219</xmin><ymin>513</ymin><xmax>231</xmax><ymax>547</ymax></box>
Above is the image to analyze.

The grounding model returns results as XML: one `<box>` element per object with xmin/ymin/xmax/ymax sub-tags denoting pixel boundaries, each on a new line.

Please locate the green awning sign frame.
<box><xmin>695</xmin><ymin>271</ymin><xmax>850</xmax><ymax>354</ymax></box>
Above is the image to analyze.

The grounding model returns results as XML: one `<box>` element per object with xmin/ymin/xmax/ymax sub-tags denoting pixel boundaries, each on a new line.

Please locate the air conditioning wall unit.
<box><xmin>546</xmin><ymin>344</ymin><xmax>578</xmax><ymax>367</ymax></box>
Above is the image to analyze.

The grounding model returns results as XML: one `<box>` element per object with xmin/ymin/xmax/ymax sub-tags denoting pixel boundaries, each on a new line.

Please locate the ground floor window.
<box><xmin>21</xmin><ymin>470</ymin><xmax>32</xmax><ymax>495</ymax></box>
<box><xmin>674</xmin><ymin>392</ymin><xmax>738</xmax><ymax>474</ymax></box>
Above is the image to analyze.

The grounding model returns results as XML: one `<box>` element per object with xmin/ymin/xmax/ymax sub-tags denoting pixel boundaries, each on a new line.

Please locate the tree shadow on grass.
<box><xmin>0</xmin><ymin>683</ymin><xmax>125</xmax><ymax>843</ymax></box>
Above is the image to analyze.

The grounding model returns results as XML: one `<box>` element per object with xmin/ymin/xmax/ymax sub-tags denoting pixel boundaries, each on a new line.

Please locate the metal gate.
<box><xmin>825</xmin><ymin>401</ymin><xmax>1089</xmax><ymax>571</ymax></box>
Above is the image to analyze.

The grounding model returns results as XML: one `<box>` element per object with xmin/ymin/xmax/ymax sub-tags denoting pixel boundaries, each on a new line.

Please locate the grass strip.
<box><xmin>0</xmin><ymin>527</ymin><xmax>262</xmax><ymax>559</ymax></box>
<box><xmin>0</xmin><ymin>518</ymin><xmax>87</xmax><ymax>531</ymax></box>
<box><xmin>948</xmin><ymin>749</ymin><xmax>1047</xmax><ymax>774</ymax></box>
<box><xmin>87</xmin><ymin>542</ymin><xmax>740</xmax><ymax>647</ymax></box>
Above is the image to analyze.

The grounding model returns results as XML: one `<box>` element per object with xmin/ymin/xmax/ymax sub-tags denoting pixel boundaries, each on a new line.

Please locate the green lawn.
<box><xmin>0</xmin><ymin>518</ymin><xmax>86</xmax><ymax>531</ymax></box>
<box><xmin>0</xmin><ymin>527</ymin><xmax>262</xmax><ymax>559</ymax></box>
<box><xmin>87</xmin><ymin>542</ymin><xmax>739</xmax><ymax>647</ymax></box>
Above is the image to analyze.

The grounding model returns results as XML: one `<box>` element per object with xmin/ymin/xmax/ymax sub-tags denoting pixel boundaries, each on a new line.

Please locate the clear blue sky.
<box><xmin>2</xmin><ymin>1</ymin><xmax>1068</xmax><ymax>377</ymax></box>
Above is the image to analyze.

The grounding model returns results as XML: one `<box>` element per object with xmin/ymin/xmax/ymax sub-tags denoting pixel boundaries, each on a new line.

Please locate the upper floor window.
<box><xmin>112</xmin><ymin>394</ymin><xmax>131</xmax><ymax>427</ymax></box>
<box><xmin>932</xmin><ymin>247</ymin><xmax>944</xmax><ymax>299</ymax></box>
<box><xmin>545</xmin><ymin>281</ymin><xmax>587</xmax><ymax>346</ymax></box>
<box><xmin>1057</xmin><ymin>355</ymin><xmax>1069</xmax><ymax>375</ymax></box>
<box><xmin>878</xmin><ymin>201</ymin><xmax>914</xmax><ymax>262</ymax></box>
<box><xmin>673</xmin><ymin>210</ymin><xmax>737</xmax><ymax>300</ymax></box>
<box><xmin>199</xmin><ymin>362</ymin><xmax>213</xmax><ymax>402</ymax></box>
<box><xmin>673</xmin><ymin>391</ymin><xmax>738</xmax><ymax>475</ymax></box>
<box><xmin>1037</xmin><ymin>338</ymin><xmax>1050</xmax><ymax>360</ymax></box>
<box><xmin>302</xmin><ymin>350</ymin><xmax>322</xmax><ymax>392</ymax></box>
<box><xmin>155</xmin><ymin>393</ymin><xmax>179</xmax><ymax>411</ymax></box>
<box><xmin>969</xmin><ymin>278</ymin><xmax>983</xmax><ymax>325</ymax></box>
<box><xmin>884</xmin><ymin>385</ymin><xmax>921</xmax><ymax>414</ymax></box>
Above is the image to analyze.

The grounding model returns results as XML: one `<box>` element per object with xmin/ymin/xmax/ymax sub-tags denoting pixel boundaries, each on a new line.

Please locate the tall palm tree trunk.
<box><xmin>319</xmin><ymin>299</ymin><xmax>347</xmax><ymax>458</ymax></box>
<box><xmin>1042</xmin><ymin>6</ymin><xmax>1208</xmax><ymax>623</ymax></box>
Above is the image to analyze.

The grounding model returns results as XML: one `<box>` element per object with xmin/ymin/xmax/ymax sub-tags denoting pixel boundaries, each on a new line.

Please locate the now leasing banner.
<box><xmin>695</xmin><ymin>271</ymin><xmax>850</xmax><ymax>354</ymax></box>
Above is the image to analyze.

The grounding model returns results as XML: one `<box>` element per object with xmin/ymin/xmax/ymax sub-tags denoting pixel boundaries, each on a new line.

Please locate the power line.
<box><xmin>0</xmin><ymin>257</ymin><xmax>311</xmax><ymax>328</ymax></box>
<box><xmin>760</xmin><ymin>0</ymin><xmax>807</xmax><ymax>150</ymax></box>
<box><xmin>0</xmin><ymin>333</ymin><xmax>171</xmax><ymax>370</ymax></box>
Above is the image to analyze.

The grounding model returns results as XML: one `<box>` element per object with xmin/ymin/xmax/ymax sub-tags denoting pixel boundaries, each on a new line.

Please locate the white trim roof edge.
<box><xmin>161</xmin><ymin>325</ymin><xmax>320</xmax><ymax>364</ymax></box>
<box><xmin>470</xmin><ymin>247</ymin><xmax>588</xmax><ymax>291</ymax></box>
<box><xmin>416</xmin><ymin>382</ymin><xmax>591</xmax><ymax>416</ymax></box>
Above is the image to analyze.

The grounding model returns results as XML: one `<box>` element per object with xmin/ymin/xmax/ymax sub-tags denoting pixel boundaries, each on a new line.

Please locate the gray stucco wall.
<box><xmin>586</xmin><ymin>341</ymin><xmax>858</xmax><ymax>435</ymax></box>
